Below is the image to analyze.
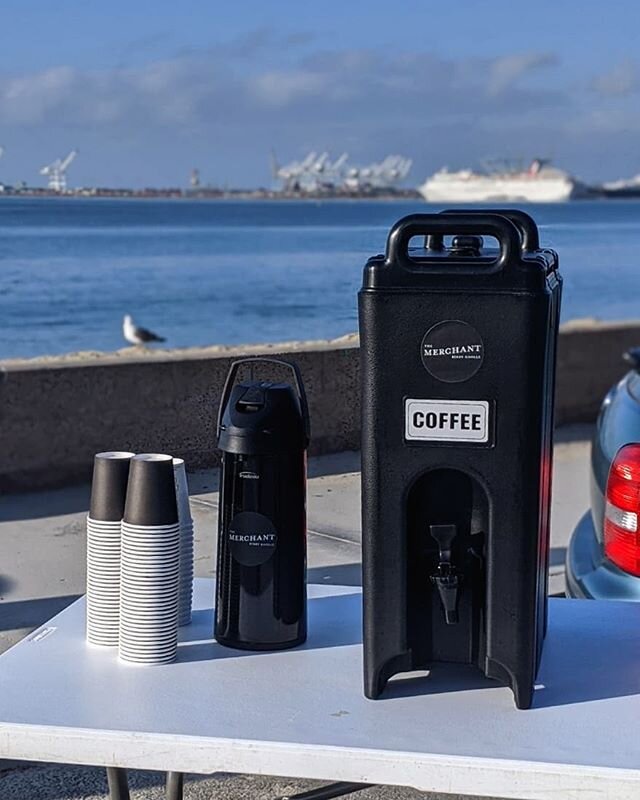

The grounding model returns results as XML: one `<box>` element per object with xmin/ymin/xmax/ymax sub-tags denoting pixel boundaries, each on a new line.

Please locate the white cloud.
<box><xmin>1</xmin><ymin>65</ymin><xmax>76</xmax><ymax>123</ymax></box>
<box><xmin>0</xmin><ymin>37</ymin><xmax>635</xmax><ymax>184</ymax></box>
<box><xmin>592</xmin><ymin>60</ymin><xmax>639</xmax><ymax>96</ymax></box>
<box><xmin>0</xmin><ymin>46</ymin><xmax>565</xmax><ymax>130</ymax></box>
<box><xmin>486</xmin><ymin>52</ymin><xmax>557</xmax><ymax>96</ymax></box>
<box><xmin>251</xmin><ymin>70</ymin><xmax>329</xmax><ymax>106</ymax></box>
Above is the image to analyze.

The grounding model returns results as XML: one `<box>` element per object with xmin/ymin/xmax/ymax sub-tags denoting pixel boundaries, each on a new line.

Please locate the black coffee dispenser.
<box><xmin>215</xmin><ymin>357</ymin><xmax>309</xmax><ymax>650</ymax></box>
<box><xmin>358</xmin><ymin>211</ymin><xmax>561</xmax><ymax>709</ymax></box>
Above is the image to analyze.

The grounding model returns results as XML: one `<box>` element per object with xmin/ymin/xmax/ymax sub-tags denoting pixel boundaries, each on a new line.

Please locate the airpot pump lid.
<box><xmin>218</xmin><ymin>380</ymin><xmax>307</xmax><ymax>455</ymax></box>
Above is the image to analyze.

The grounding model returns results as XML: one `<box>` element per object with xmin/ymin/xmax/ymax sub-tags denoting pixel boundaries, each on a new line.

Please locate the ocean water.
<box><xmin>1</xmin><ymin>197</ymin><xmax>639</xmax><ymax>360</ymax></box>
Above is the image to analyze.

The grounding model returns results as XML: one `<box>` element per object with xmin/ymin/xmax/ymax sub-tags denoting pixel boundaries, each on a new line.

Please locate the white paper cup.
<box><xmin>87</xmin><ymin>590</ymin><xmax>121</xmax><ymax>602</ymax></box>
<box><xmin>120</xmin><ymin>596</ymin><xmax>178</xmax><ymax>606</ymax></box>
<box><xmin>87</xmin><ymin>566</ymin><xmax>121</xmax><ymax>576</ymax></box>
<box><xmin>121</xmin><ymin>610</ymin><xmax>178</xmax><ymax>620</ymax></box>
<box><xmin>120</xmin><ymin>621</ymin><xmax>177</xmax><ymax>631</ymax></box>
<box><xmin>86</xmin><ymin>562</ymin><xmax>121</xmax><ymax>573</ymax></box>
<box><xmin>87</xmin><ymin>556</ymin><xmax>121</xmax><ymax>564</ymax></box>
<box><xmin>122</xmin><ymin>552</ymin><xmax>178</xmax><ymax>562</ymax></box>
<box><xmin>118</xmin><ymin>654</ymin><xmax>177</xmax><ymax>665</ymax></box>
<box><xmin>119</xmin><ymin>614</ymin><xmax>178</xmax><ymax>627</ymax></box>
<box><xmin>120</xmin><ymin>600</ymin><xmax>177</xmax><ymax>609</ymax></box>
<box><xmin>87</xmin><ymin>616</ymin><xmax>120</xmax><ymax>626</ymax></box>
<box><xmin>119</xmin><ymin>647</ymin><xmax>176</xmax><ymax>656</ymax></box>
<box><xmin>87</xmin><ymin>570</ymin><xmax>121</xmax><ymax>580</ymax></box>
<box><xmin>121</xmin><ymin>552</ymin><xmax>180</xmax><ymax>564</ymax></box>
<box><xmin>87</xmin><ymin>555</ymin><xmax>121</xmax><ymax>563</ymax></box>
<box><xmin>120</xmin><ymin>575</ymin><xmax>179</xmax><ymax>587</ymax></box>
<box><xmin>87</xmin><ymin>617</ymin><xmax>120</xmax><ymax>627</ymax></box>
<box><xmin>173</xmin><ymin>458</ymin><xmax>193</xmax><ymax>525</ymax></box>
<box><xmin>177</xmin><ymin>504</ymin><xmax>194</xmax><ymax>627</ymax></box>
<box><xmin>86</xmin><ymin>511</ymin><xmax>121</xmax><ymax>647</ymax></box>
<box><xmin>120</xmin><ymin>624</ymin><xmax>177</xmax><ymax>634</ymax></box>
<box><xmin>120</xmin><ymin>578</ymin><xmax>178</xmax><ymax>590</ymax></box>
<box><xmin>119</xmin><ymin>641</ymin><xmax>177</xmax><ymax>652</ymax></box>
<box><xmin>119</xmin><ymin>638</ymin><xmax>177</xmax><ymax>663</ymax></box>
<box><xmin>121</xmin><ymin>546</ymin><xmax>180</xmax><ymax>558</ymax></box>
<box><xmin>122</xmin><ymin>540</ymin><xmax>179</xmax><ymax>551</ymax></box>
<box><xmin>87</xmin><ymin>519</ymin><xmax>122</xmax><ymax>529</ymax></box>
<box><xmin>120</xmin><ymin>626</ymin><xmax>178</xmax><ymax>638</ymax></box>
<box><xmin>120</xmin><ymin>599</ymin><xmax>178</xmax><ymax>610</ymax></box>
<box><xmin>121</xmin><ymin>583</ymin><xmax>178</xmax><ymax>597</ymax></box>
<box><xmin>122</xmin><ymin>522</ymin><xmax>181</xmax><ymax>532</ymax></box>
<box><xmin>119</xmin><ymin>507</ymin><xmax>181</xmax><ymax>661</ymax></box>
<box><xmin>121</xmin><ymin>557</ymin><xmax>179</xmax><ymax>569</ymax></box>
<box><xmin>87</xmin><ymin>530</ymin><xmax>121</xmax><ymax>537</ymax></box>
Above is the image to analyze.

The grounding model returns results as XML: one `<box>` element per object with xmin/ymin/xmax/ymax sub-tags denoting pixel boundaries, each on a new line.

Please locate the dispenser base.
<box><xmin>365</xmin><ymin>655</ymin><xmax>536</xmax><ymax>709</ymax></box>
<box><xmin>215</xmin><ymin>633</ymin><xmax>307</xmax><ymax>652</ymax></box>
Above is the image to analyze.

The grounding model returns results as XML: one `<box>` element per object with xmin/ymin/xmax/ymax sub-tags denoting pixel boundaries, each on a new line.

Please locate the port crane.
<box><xmin>344</xmin><ymin>154</ymin><xmax>412</xmax><ymax>191</ymax></box>
<box><xmin>40</xmin><ymin>149</ymin><xmax>77</xmax><ymax>192</ymax></box>
<box><xmin>271</xmin><ymin>150</ymin><xmax>411</xmax><ymax>193</ymax></box>
<box><xmin>330</xmin><ymin>152</ymin><xmax>349</xmax><ymax>172</ymax></box>
<box><xmin>271</xmin><ymin>150</ymin><xmax>318</xmax><ymax>192</ymax></box>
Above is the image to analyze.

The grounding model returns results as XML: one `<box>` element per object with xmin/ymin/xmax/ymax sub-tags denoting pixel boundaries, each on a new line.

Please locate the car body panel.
<box><xmin>566</xmin><ymin>510</ymin><xmax>640</xmax><ymax>600</ymax></box>
<box><xmin>566</xmin><ymin>368</ymin><xmax>640</xmax><ymax>599</ymax></box>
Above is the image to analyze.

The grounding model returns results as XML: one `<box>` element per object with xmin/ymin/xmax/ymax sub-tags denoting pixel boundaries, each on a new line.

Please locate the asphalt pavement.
<box><xmin>0</xmin><ymin>426</ymin><xmax>592</xmax><ymax>799</ymax></box>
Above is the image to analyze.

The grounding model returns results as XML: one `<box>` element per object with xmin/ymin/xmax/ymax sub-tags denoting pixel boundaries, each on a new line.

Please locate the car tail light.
<box><xmin>604</xmin><ymin>443</ymin><xmax>640</xmax><ymax>576</ymax></box>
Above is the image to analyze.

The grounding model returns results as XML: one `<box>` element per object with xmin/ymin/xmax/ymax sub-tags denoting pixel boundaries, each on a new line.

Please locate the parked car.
<box><xmin>566</xmin><ymin>348</ymin><xmax>640</xmax><ymax>599</ymax></box>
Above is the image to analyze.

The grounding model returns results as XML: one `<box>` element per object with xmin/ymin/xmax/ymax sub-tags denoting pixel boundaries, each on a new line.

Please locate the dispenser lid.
<box><xmin>362</xmin><ymin>212</ymin><xmax>559</xmax><ymax>292</ymax></box>
<box><xmin>217</xmin><ymin>359</ymin><xmax>309</xmax><ymax>455</ymax></box>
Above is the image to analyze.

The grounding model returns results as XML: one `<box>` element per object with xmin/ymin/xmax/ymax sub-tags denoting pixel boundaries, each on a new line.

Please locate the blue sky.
<box><xmin>1</xmin><ymin>0</ymin><xmax>639</xmax><ymax>187</ymax></box>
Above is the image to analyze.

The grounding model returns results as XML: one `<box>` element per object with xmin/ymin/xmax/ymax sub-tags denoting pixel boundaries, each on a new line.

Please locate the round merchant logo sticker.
<box><xmin>421</xmin><ymin>320</ymin><xmax>484</xmax><ymax>383</ymax></box>
<box><xmin>228</xmin><ymin>511</ymin><xmax>278</xmax><ymax>567</ymax></box>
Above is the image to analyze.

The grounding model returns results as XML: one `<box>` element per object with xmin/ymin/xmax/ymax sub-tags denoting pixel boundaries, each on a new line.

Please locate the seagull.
<box><xmin>123</xmin><ymin>314</ymin><xmax>166</xmax><ymax>347</ymax></box>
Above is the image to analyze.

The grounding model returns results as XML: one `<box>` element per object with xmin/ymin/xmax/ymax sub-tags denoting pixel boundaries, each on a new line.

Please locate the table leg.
<box><xmin>280</xmin><ymin>782</ymin><xmax>371</xmax><ymax>800</ymax></box>
<box><xmin>166</xmin><ymin>770</ymin><xmax>184</xmax><ymax>800</ymax></box>
<box><xmin>106</xmin><ymin>767</ymin><xmax>131</xmax><ymax>800</ymax></box>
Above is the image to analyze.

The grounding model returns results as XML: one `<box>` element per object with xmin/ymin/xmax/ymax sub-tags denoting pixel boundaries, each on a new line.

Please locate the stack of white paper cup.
<box><xmin>119</xmin><ymin>454</ymin><xmax>180</xmax><ymax>665</ymax></box>
<box><xmin>86</xmin><ymin>451</ymin><xmax>135</xmax><ymax>647</ymax></box>
<box><xmin>173</xmin><ymin>458</ymin><xmax>194</xmax><ymax>626</ymax></box>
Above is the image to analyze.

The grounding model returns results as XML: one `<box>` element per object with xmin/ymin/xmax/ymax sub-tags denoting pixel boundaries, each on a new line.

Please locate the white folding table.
<box><xmin>1</xmin><ymin>579</ymin><xmax>640</xmax><ymax>800</ymax></box>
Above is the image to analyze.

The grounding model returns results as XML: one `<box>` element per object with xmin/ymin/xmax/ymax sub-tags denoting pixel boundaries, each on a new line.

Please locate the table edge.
<box><xmin>1</xmin><ymin>723</ymin><xmax>639</xmax><ymax>800</ymax></box>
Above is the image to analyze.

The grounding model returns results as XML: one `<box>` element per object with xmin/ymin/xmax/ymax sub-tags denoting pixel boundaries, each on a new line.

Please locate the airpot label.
<box><xmin>228</xmin><ymin>511</ymin><xmax>277</xmax><ymax>567</ymax></box>
<box><xmin>421</xmin><ymin>320</ymin><xmax>484</xmax><ymax>383</ymax></box>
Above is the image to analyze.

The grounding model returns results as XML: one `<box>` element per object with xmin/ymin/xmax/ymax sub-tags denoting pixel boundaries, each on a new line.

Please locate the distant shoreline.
<box><xmin>0</xmin><ymin>188</ymin><xmax>632</xmax><ymax>202</ymax></box>
<box><xmin>0</xmin><ymin>188</ymin><xmax>422</xmax><ymax>202</ymax></box>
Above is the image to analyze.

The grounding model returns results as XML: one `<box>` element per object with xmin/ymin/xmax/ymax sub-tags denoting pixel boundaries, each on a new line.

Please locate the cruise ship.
<box><xmin>600</xmin><ymin>173</ymin><xmax>640</xmax><ymax>198</ymax></box>
<box><xmin>418</xmin><ymin>158</ymin><xmax>580</xmax><ymax>203</ymax></box>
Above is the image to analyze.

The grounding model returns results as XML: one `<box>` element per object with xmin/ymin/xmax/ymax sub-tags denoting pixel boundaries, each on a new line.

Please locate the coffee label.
<box><xmin>421</xmin><ymin>320</ymin><xmax>484</xmax><ymax>383</ymax></box>
<box><xmin>405</xmin><ymin>399</ymin><xmax>489</xmax><ymax>443</ymax></box>
<box><xmin>228</xmin><ymin>511</ymin><xmax>277</xmax><ymax>567</ymax></box>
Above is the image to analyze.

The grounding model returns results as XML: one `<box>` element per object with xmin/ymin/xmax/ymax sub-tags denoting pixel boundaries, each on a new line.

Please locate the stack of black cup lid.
<box><xmin>119</xmin><ymin>454</ymin><xmax>180</xmax><ymax>665</ymax></box>
<box><xmin>86</xmin><ymin>452</ymin><xmax>135</xmax><ymax>647</ymax></box>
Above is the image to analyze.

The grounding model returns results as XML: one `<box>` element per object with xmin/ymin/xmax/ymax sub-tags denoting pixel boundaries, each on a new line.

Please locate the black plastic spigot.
<box><xmin>430</xmin><ymin>524</ymin><xmax>461</xmax><ymax>625</ymax></box>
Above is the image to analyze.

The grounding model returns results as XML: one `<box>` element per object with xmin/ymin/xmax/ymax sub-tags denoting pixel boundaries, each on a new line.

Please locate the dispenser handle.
<box><xmin>385</xmin><ymin>213</ymin><xmax>521</xmax><ymax>273</ymax></box>
<box><xmin>439</xmin><ymin>208</ymin><xmax>540</xmax><ymax>252</ymax></box>
<box><xmin>217</xmin><ymin>357</ymin><xmax>310</xmax><ymax>446</ymax></box>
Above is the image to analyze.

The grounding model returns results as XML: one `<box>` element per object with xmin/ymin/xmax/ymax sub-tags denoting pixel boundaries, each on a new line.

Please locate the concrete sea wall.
<box><xmin>2</xmin><ymin>320</ymin><xmax>639</xmax><ymax>491</ymax></box>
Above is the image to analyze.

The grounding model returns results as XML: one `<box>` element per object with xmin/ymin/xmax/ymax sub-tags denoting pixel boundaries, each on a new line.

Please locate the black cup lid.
<box><xmin>89</xmin><ymin>451</ymin><xmax>135</xmax><ymax>521</ymax></box>
<box><xmin>123</xmin><ymin>454</ymin><xmax>178</xmax><ymax>526</ymax></box>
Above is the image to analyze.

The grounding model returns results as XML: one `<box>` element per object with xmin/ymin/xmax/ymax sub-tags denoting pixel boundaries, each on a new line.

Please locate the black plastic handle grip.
<box><xmin>385</xmin><ymin>213</ymin><xmax>521</xmax><ymax>273</ymax></box>
<box><xmin>440</xmin><ymin>208</ymin><xmax>540</xmax><ymax>252</ymax></box>
<box><xmin>217</xmin><ymin>357</ymin><xmax>310</xmax><ymax>445</ymax></box>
